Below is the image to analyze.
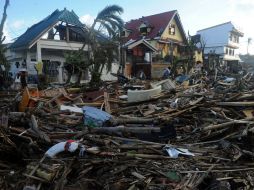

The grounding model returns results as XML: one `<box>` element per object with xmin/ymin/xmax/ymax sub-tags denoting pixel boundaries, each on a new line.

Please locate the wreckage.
<box><xmin>1</xmin><ymin>72</ymin><xmax>254</xmax><ymax>190</ymax></box>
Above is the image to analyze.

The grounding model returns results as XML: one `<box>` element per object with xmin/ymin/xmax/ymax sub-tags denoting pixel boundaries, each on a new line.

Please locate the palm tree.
<box><xmin>86</xmin><ymin>5</ymin><xmax>124</xmax><ymax>86</ymax></box>
<box><xmin>66</xmin><ymin>5</ymin><xmax>124</xmax><ymax>85</ymax></box>
<box><xmin>247</xmin><ymin>38</ymin><xmax>252</xmax><ymax>55</ymax></box>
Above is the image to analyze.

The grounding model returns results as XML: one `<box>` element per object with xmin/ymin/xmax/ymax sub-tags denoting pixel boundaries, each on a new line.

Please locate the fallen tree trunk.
<box><xmin>202</xmin><ymin>118</ymin><xmax>254</xmax><ymax>131</ymax></box>
<box><xmin>216</xmin><ymin>102</ymin><xmax>254</xmax><ymax>107</ymax></box>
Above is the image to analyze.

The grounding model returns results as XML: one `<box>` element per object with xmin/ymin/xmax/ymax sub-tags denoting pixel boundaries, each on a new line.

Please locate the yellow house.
<box><xmin>122</xmin><ymin>10</ymin><xmax>188</xmax><ymax>78</ymax></box>
<box><xmin>124</xmin><ymin>10</ymin><xmax>187</xmax><ymax>60</ymax></box>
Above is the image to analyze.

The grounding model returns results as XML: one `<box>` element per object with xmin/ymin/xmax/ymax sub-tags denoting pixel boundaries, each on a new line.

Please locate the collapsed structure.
<box><xmin>1</xmin><ymin>70</ymin><xmax>254</xmax><ymax>189</ymax></box>
<box><xmin>1</xmin><ymin>7</ymin><xmax>253</xmax><ymax>190</ymax></box>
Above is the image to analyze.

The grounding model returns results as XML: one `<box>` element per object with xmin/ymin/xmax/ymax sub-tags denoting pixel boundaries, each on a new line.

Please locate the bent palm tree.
<box><xmin>66</xmin><ymin>5</ymin><xmax>124</xmax><ymax>85</ymax></box>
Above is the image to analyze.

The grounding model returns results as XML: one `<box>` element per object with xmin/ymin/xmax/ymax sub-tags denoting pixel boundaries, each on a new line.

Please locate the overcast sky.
<box><xmin>0</xmin><ymin>0</ymin><xmax>253</xmax><ymax>54</ymax></box>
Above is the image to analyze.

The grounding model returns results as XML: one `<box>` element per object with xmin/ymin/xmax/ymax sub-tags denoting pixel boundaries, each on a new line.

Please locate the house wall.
<box><xmin>197</xmin><ymin>22</ymin><xmax>243</xmax><ymax>62</ymax></box>
<box><xmin>194</xmin><ymin>51</ymin><xmax>203</xmax><ymax>63</ymax></box>
<box><xmin>197</xmin><ymin>22</ymin><xmax>233</xmax><ymax>49</ymax></box>
<box><xmin>161</xmin><ymin>18</ymin><xmax>184</xmax><ymax>58</ymax></box>
<box><xmin>6</xmin><ymin>50</ymin><xmax>26</xmax><ymax>77</ymax></box>
<box><xmin>151</xmin><ymin>63</ymin><xmax>170</xmax><ymax>79</ymax></box>
<box><xmin>100</xmin><ymin>62</ymin><xmax>119</xmax><ymax>81</ymax></box>
<box><xmin>7</xmin><ymin>46</ymin><xmax>117</xmax><ymax>82</ymax></box>
<box><xmin>146</xmin><ymin>17</ymin><xmax>185</xmax><ymax>59</ymax></box>
<box><xmin>162</xmin><ymin>18</ymin><xmax>184</xmax><ymax>42</ymax></box>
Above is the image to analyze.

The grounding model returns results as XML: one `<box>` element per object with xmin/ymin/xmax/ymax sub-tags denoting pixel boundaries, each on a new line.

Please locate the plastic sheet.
<box><xmin>83</xmin><ymin>106</ymin><xmax>112</xmax><ymax>128</ymax></box>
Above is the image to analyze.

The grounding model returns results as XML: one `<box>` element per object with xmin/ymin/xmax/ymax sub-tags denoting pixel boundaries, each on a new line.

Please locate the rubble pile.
<box><xmin>1</xmin><ymin>74</ymin><xmax>254</xmax><ymax>189</ymax></box>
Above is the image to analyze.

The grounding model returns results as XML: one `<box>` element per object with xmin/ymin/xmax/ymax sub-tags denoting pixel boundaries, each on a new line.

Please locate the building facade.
<box><xmin>122</xmin><ymin>10</ymin><xmax>187</xmax><ymax>78</ymax></box>
<box><xmin>197</xmin><ymin>22</ymin><xmax>244</xmax><ymax>70</ymax></box>
<box><xmin>6</xmin><ymin>8</ymin><xmax>118</xmax><ymax>83</ymax></box>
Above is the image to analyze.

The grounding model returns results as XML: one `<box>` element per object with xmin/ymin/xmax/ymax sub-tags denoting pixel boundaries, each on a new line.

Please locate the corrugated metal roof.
<box><xmin>10</xmin><ymin>9</ymin><xmax>84</xmax><ymax>49</ymax></box>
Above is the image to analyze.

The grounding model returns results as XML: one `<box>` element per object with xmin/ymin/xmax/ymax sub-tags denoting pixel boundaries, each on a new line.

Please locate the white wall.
<box><xmin>197</xmin><ymin>22</ymin><xmax>233</xmax><ymax>48</ymax></box>
<box><xmin>6</xmin><ymin>41</ymin><xmax>118</xmax><ymax>82</ymax></box>
<box><xmin>100</xmin><ymin>62</ymin><xmax>119</xmax><ymax>81</ymax></box>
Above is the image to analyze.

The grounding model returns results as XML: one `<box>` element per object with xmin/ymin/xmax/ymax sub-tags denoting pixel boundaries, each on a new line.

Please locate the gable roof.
<box><xmin>124</xmin><ymin>39</ymin><xmax>158</xmax><ymax>52</ymax></box>
<box><xmin>197</xmin><ymin>21</ymin><xmax>244</xmax><ymax>37</ymax></box>
<box><xmin>197</xmin><ymin>21</ymin><xmax>232</xmax><ymax>32</ymax></box>
<box><xmin>124</xmin><ymin>10</ymin><xmax>186</xmax><ymax>42</ymax></box>
<box><xmin>10</xmin><ymin>8</ymin><xmax>84</xmax><ymax>50</ymax></box>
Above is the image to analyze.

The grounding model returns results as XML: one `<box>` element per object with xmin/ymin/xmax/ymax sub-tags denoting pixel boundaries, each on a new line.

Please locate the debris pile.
<box><xmin>1</xmin><ymin>74</ymin><xmax>254</xmax><ymax>189</ymax></box>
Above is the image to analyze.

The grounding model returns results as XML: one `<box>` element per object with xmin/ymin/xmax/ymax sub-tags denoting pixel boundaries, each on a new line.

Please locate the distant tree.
<box><xmin>247</xmin><ymin>37</ymin><xmax>252</xmax><ymax>55</ymax></box>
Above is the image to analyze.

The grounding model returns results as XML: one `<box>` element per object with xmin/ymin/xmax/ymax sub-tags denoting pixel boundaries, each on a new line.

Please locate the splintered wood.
<box><xmin>1</xmin><ymin>74</ymin><xmax>254</xmax><ymax>190</ymax></box>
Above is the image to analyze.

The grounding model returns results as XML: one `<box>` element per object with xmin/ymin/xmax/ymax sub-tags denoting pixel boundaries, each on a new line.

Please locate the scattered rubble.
<box><xmin>1</xmin><ymin>73</ymin><xmax>254</xmax><ymax>189</ymax></box>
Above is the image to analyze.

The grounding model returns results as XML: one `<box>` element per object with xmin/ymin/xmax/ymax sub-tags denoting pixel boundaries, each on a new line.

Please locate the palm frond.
<box><xmin>98</xmin><ymin>18</ymin><xmax>118</xmax><ymax>32</ymax></box>
<box><xmin>96</xmin><ymin>5</ymin><xmax>123</xmax><ymax>20</ymax></box>
<box><xmin>109</xmin><ymin>15</ymin><xmax>124</xmax><ymax>28</ymax></box>
<box><xmin>99</xmin><ymin>21</ymin><xmax>116</xmax><ymax>37</ymax></box>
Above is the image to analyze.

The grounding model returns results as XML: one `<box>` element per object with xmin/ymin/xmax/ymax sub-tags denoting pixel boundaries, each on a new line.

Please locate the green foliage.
<box><xmin>65</xmin><ymin>5</ymin><xmax>124</xmax><ymax>86</ymax></box>
<box><xmin>64</xmin><ymin>51</ymin><xmax>89</xmax><ymax>71</ymax></box>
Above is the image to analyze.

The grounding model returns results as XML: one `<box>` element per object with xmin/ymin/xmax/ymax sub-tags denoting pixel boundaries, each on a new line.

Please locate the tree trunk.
<box><xmin>76</xmin><ymin>70</ymin><xmax>83</xmax><ymax>84</ymax></box>
<box><xmin>0</xmin><ymin>0</ymin><xmax>9</xmax><ymax>42</ymax></box>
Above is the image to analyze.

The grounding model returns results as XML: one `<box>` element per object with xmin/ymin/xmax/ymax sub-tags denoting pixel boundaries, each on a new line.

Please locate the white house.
<box><xmin>197</xmin><ymin>22</ymin><xmax>244</xmax><ymax>67</ymax></box>
<box><xmin>6</xmin><ymin>8</ymin><xmax>118</xmax><ymax>83</ymax></box>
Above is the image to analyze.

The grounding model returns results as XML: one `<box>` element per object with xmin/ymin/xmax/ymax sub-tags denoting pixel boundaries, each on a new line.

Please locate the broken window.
<box><xmin>140</xmin><ymin>27</ymin><xmax>148</xmax><ymax>35</ymax></box>
<box><xmin>169</xmin><ymin>24</ymin><xmax>175</xmax><ymax>35</ymax></box>
<box><xmin>121</xmin><ymin>30</ymin><xmax>126</xmax><ymax>37</ymax></box>
<box><xmin>139</xmin><ymin>22</ymin><xmax>151</xmax><ymax>36</ymax></box>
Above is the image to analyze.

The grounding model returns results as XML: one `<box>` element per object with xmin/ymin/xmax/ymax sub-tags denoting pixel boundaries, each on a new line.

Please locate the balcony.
<box><xmin>227</xmin><ymin>40</ymin><xmax>240</xmax><ymax>49</ymax></box>
<box><xmin>224</xmin><ymin>54</ymin><xmax>240</xmax><ymax>61</ymax></box>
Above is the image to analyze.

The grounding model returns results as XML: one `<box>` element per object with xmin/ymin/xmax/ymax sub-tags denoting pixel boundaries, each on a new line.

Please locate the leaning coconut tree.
<box><xmin>65</xmin><ymin>5</ymin><xmax>124</xmax><ymax>86</ymax></box>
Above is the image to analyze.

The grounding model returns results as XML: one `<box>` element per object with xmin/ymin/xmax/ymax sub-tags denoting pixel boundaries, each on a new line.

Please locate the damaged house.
<box><xmin>121</xmin><ymin>10</ymin><xmax>188</xmax><ymax>79</ymax></box>
<box><xmin>5</xmin><ymin>8</ymin><xmax>118</xmax><ymax>83</ymax></box>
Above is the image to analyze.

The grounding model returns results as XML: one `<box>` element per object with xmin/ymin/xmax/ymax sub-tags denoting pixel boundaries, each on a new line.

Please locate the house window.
<box><xmin>140</xmin><ymin>27</ymin><xmax>148</xmax><ymax>35</ymax></box>
<box><xmin>229</xmin><ymin>33</ymin><xmax>233</xmax><ymax>41</ymax></box>
<box><xmin>229</xmin><ymin>49</ymin><xmax>232</xmax><ymax>55</ymax></box>
<box><xmin>225</xmin><ymin>48</ymin><xmax>228</xmax><ymax>55</ymax></box>
<box><xmin>232</xmin><ymin>49</ymin><xmax>234</xmax><ymax>56</ymax></box>
<box><xmin>235</xmin><ymin>36</ymin><xmax>239</xmax><ymax>43</ymax></box>
<box><xmin>169</xmin><ymin>24</ymin><xmax>175</xmax><ymax>35</ymax></box>
<box><xmin>121</xmin><ymin>30</ymin><xmax>126</xmax><ymax>37</ymax></box>
<box><xmin>15</xmin><ymin>62</ymin><xmax>20</xmax><ymax>68</ymax></box>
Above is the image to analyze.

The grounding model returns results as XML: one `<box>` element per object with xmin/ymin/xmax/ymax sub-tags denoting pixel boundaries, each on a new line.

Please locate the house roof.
<box><xmin>197</xmin><ymin>21</ymin><xmax>244</xmax><ymax>36</ymax></box>
<box><xmin>124</xmin><ymin>10</ymin><xmax>186</xmax><ymax>42</ymax></box>
<box><xmin>10</xmin><ymin>8</ymin><xmax>84</xmax><ymax>50</ymax></box>
<box><xmin>124</xmin><ymin>39</ymin><xmax>158</xmax><ymax>52</ymax></box>
<box><xmin>197</xmin><ymin>21</ymin><xmax>232</xmax><ymax>32</ymax></box>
